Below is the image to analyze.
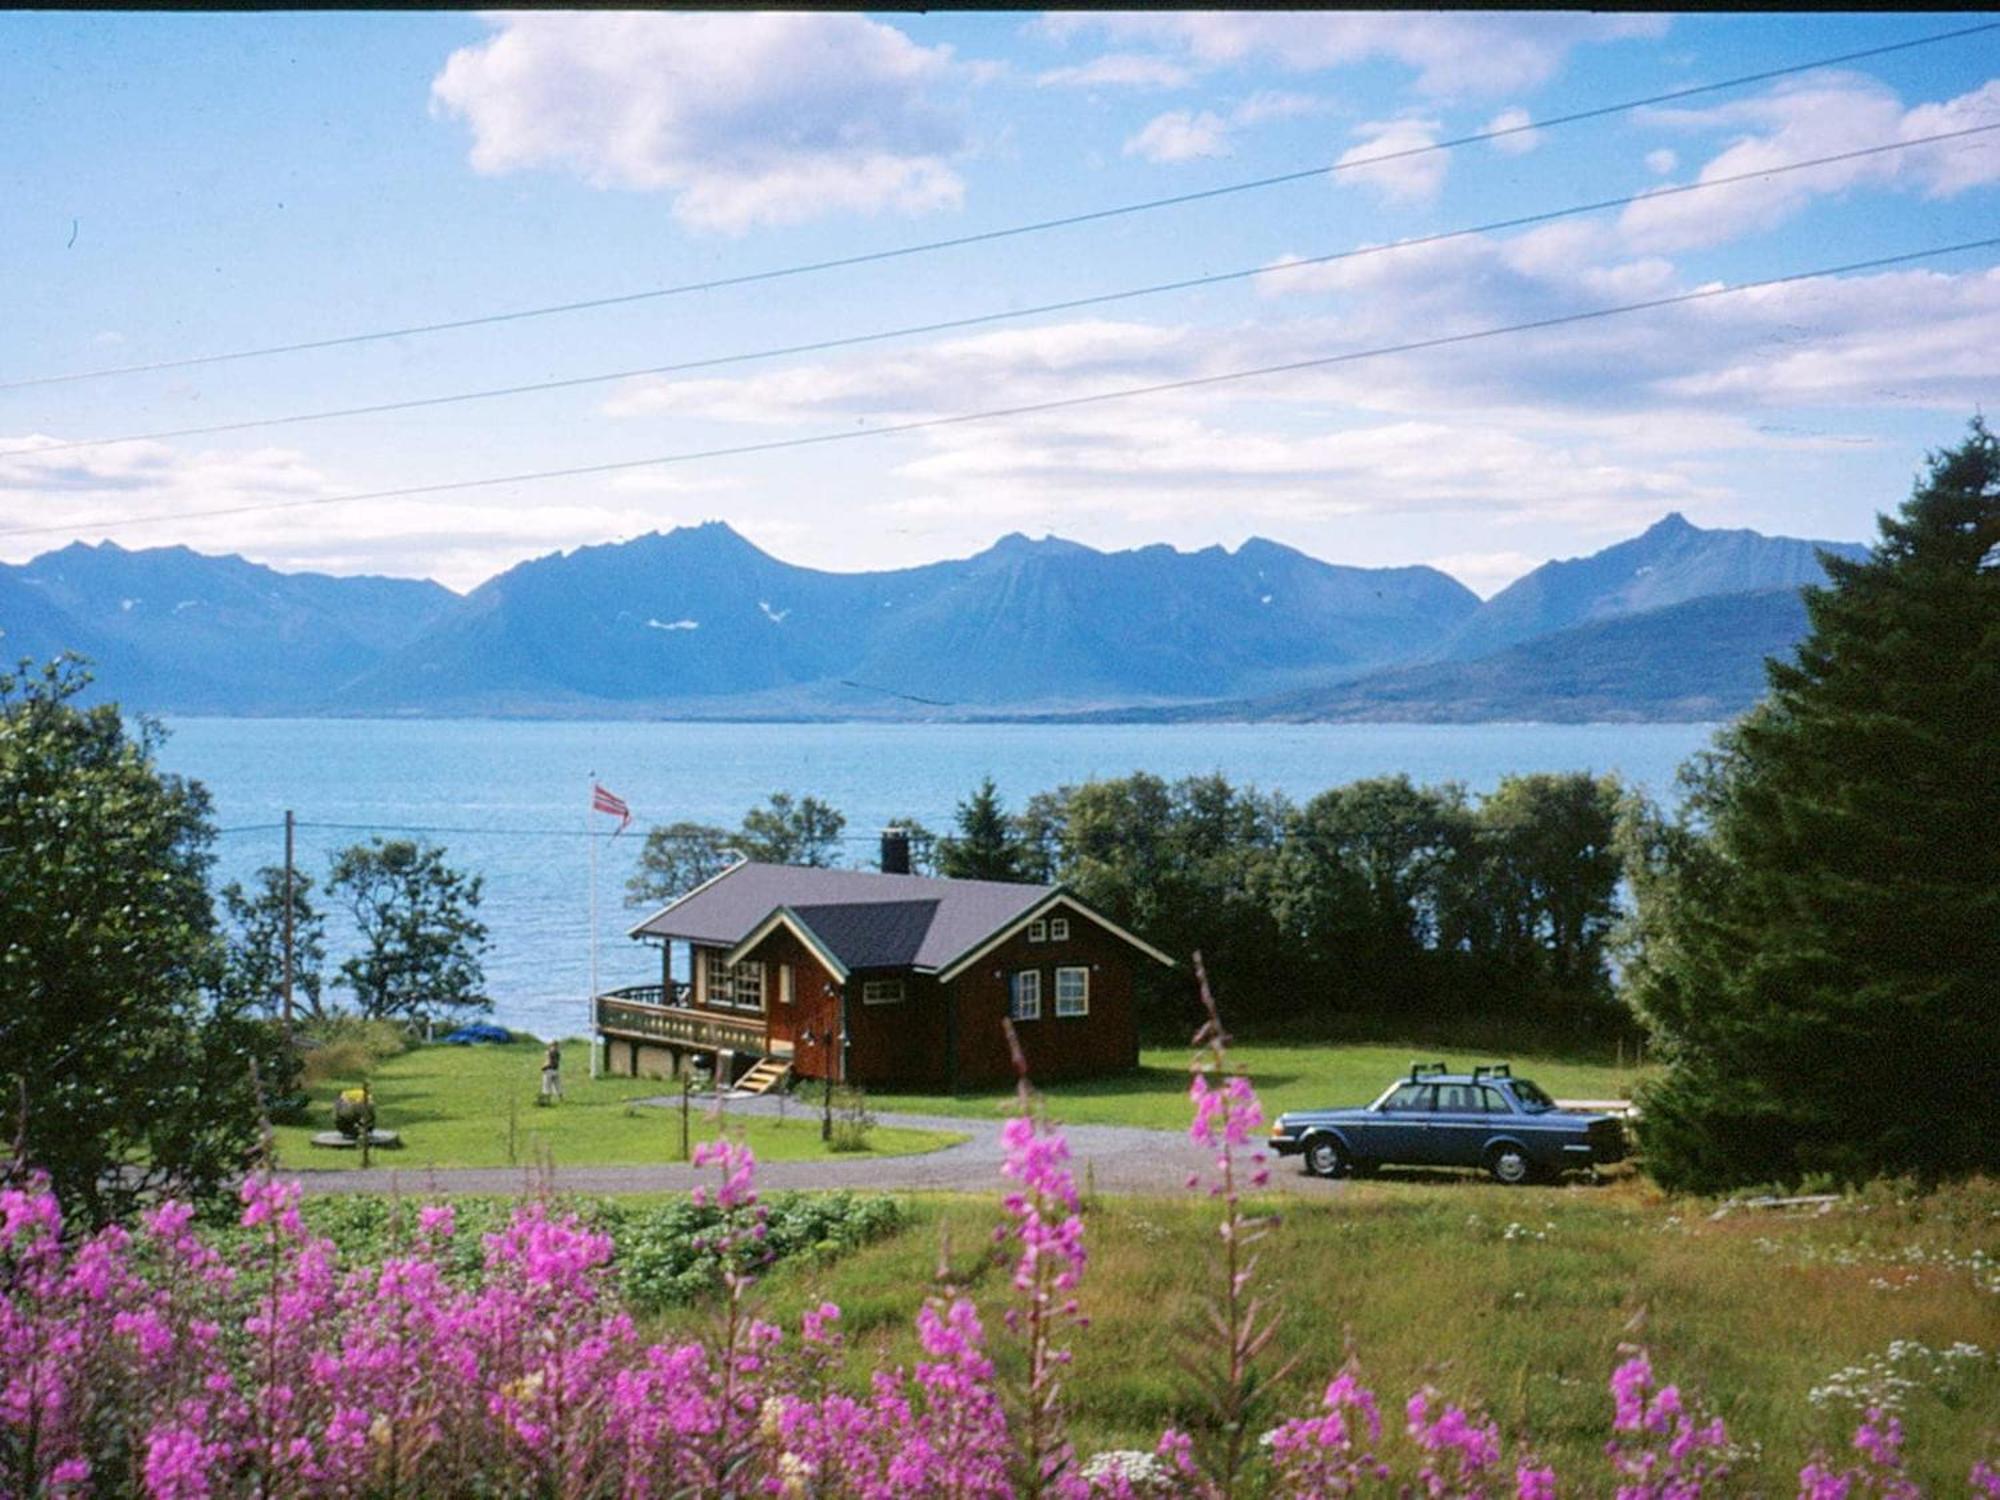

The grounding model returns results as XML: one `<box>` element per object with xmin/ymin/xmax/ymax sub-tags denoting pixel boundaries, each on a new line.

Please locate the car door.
<box><xmin>1429</xmin><ymin>1083</ymin><xmax>1487</xmax><ymax>1166</ymax></box>
<box><xmin>1366</xmin><ymin>1083</ymin><xmax>1436</xmax><ymax>1163</ymax></box>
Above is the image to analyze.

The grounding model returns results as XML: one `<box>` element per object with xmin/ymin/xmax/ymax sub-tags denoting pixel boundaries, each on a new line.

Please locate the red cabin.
<box><xmin>597</xmin><ymin>846</ymin><xmax>1173</xmax><ymax>1092</ymax></box>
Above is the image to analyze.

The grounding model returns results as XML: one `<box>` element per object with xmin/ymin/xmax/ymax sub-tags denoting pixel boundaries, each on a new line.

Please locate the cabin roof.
<box><xmin>630</xmin><ymin>861</ymin><xmax>1052</xmax><ymax>971</ymax></box>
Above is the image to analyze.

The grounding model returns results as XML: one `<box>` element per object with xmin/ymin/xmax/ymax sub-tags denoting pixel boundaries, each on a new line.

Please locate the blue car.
<box><xmin>1268</xmin><ymin>1063</ymin><xmax>1628</xmax><ymax>1185</ymax></box>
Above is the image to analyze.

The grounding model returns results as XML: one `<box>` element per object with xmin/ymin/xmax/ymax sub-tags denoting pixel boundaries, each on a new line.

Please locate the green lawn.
<box><xmin>872</xmin><ymin>1037</ymin><xmax>1646</xmax><ymax>1129</ymax></box>
<box><xmin>272</xmin><ymin>1040</ymin><xmax>965</xmax><ymax>1171</ymax></box>
<box><xmin>645</xmin><ymin>1177</ymin><xmax>2000</xmax><ymax>1491</ymax></box>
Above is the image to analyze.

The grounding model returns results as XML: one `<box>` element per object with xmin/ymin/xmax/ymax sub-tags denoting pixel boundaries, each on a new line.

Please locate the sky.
<box><xmin>3</xmin><ymin>10</ymin><xmax>1997</xmax><ymax>596</ymax></box>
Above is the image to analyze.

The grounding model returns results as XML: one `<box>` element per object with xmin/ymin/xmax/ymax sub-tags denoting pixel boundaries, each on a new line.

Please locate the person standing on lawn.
<box><xmin>541</xmin><ymin>1039</ymin><xmax>562</xmax><ymax>1103</ymax></box>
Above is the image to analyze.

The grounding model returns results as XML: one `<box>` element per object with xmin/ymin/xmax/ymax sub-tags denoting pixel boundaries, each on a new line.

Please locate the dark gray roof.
<box><xmin>786</xmin><ymin>900</ymin><xmax>939</xmax><ymax>971</ymax></box>
<box><xmin>630</xmin><ymin>862</ymin><xmax>1054</xmax><ymax>972</ymax></box>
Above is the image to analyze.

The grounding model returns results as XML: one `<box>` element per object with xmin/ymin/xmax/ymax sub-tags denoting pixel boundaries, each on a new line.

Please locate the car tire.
<box><xmin>1304</xmin><ymin>1137</ymin><xmax>1350</xmax><ymax>1178</ymax></box>
<box><xmin>1486</xmin><ymin>1145</ymin><xmax>1535</xmax><ymax>1186</ymax></box>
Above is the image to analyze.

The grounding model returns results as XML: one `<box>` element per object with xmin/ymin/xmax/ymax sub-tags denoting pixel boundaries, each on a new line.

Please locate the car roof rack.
<box><xmin>1471</xmin><ymin>1064</ymin><xmax>1512</xmax><ymax>1081</ymax></box>
<box><xmin>1410</xmin><ymin>1061</ymin><xmax>1448</xmax><ymax>1081</ymax></box>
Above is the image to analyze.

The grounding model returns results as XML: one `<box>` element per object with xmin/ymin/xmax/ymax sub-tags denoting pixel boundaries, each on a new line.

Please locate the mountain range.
<box><xmin>0</xmin><ymin>515</ymin><xmax>1867</xmax><ymax>722</ymax></box>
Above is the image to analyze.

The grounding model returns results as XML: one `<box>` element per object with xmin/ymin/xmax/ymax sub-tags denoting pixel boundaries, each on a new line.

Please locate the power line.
<box><xmin>220</xmin><ymin>819</ymin><xmax>945</xmax><ymax>842</ymax></box>
<box><xmin>5</xmin><ymin>20</ymin><xmax>1992</xmax><ymax>395</ymax></box>
<box><xmin>33</xmin><ymin>123</ymin><xmax>1998</xmax><ymax>458</ymax></box>
<box><xmin>5</xmin><ymin>233</ymin><xmax>1994</xmax><ymax>544</ymax></box>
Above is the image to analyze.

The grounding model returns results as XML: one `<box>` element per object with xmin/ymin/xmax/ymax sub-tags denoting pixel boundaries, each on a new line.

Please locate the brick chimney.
<box><xmin>880</xmin><ymin>826</ymin><xmax>912</xmax><ymax>875</ymax></box>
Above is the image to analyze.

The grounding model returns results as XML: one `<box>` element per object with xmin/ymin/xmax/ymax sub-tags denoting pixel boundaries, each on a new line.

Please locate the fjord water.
<box><xmin>157</xmin><ymin>718</ymin><xmax>1719</xmax><ymax>1039</ymax></box>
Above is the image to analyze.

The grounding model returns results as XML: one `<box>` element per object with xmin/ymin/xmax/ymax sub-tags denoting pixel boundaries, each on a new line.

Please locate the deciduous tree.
<box><xmin>627</xmin><ymin>820</ymin><xmax>737</xmax><ymax>906</ymax></box>
<box><xmin>329</xmin><ymin>838</ymin><xmax>491</xmax><ymax>1026</ymax></box>
<box><xmin>735</xmin><ymin>792</ymin><xmax>845</xmax><ymax>867</ymax></box>
<box><xmin>0</xmin><ymin>656</ymin><xmax>291</xmax><ymax>1224</ymax></box>
<box><xmin>219</xmin><ymin>865</ymin><xmax>328</xmax><ymax>1021</ymax></box>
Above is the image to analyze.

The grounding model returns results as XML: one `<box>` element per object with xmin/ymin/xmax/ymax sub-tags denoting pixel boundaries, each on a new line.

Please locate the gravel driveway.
<box><xmin>287</xmin><ymin>1093</ymin><xmax>1338</xmax><ymax>1198</ymax></box>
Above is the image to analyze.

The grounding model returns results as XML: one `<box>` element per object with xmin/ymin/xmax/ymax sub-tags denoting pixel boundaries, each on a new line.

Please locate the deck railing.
<box><xmin>594</xmin><ymin>986</ymin><xmax>765</xmax><ymax>1055</ymax></box>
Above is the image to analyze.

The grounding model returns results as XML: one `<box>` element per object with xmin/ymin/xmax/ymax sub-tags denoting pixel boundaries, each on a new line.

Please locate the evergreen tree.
<box><xmin>1627</xmin><ymin>421</ymin><xmax>2000</xmax><ymax>1190</ymax></box>
<box><xmin>938</xmin><ymin>777</ymin><xmax>1028</xmax><ymax>881</ymax></box>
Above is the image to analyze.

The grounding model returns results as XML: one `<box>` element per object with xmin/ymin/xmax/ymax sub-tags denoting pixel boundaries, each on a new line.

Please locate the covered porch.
<box><xmin>593</xmin><ymin>979</ymin><xmax>794</xmax><ymax>1084</ymax></box>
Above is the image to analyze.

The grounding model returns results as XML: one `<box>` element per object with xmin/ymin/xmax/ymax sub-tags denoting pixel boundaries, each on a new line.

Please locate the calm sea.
<box><xmin>153</xmin><ymin>718</ymin><xmax>1720</xmax><ymax>1039</ymax></box>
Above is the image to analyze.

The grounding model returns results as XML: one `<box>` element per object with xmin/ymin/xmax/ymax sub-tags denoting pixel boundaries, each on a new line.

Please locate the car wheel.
<box><xmin>1304</xmin><ymin>1138</ymin><xmax>1350</xmax><ymax>1178</ymax></box>
<box><xmin>1487</xmin><ymin>1145</ymin><xmax>1534</xmax><ymax>1186</ymax></box>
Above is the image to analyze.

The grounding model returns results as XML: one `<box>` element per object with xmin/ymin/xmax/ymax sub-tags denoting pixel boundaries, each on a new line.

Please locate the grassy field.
<box><xmin>271</xmin><ymin>1040</ymin><xmax>965</xmax><ymax>1171</ymax></box>
<box><xmin>871</xmin><ymin>1037</ymin><xmax>1646</xmax><ymax>1129</ymax></box>
<box><xmin>644</xmin><ymin>1177</ymin><xmax>2000</xmax><ymax>1491</ymax></box>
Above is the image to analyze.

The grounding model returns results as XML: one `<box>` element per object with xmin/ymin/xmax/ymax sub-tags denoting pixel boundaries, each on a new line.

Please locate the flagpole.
<box><xmin>588</xmin><ymin>769</ymin><xmax>601</xmax><ymax>1080</ymax></box>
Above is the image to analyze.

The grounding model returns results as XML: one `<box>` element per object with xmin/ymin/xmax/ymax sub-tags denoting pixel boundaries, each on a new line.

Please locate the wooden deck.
<box><xmin>594</xmin><ymin>986</ymin><xmax>773</xmax><ymax>1057</ymax></box>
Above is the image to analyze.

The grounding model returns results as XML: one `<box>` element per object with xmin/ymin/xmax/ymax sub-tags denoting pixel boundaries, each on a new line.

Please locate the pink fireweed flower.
<box><xmin>691</xmin><ymin>1136</ymin><xmax>758</xmax><ymax>1212</ymax></box>
<box><xmin>237</xmin><ymin>1176</ymin><xmax>304</xmax><ymax>1237</ymax></box>
<box><xmin>1970</xmin><ymin>1459</ymin><xmax>2000</xmax><ymax>1497</ymax></box>
<box><xmin>1515</xmin><ymin>1459</ymin><xmax>1559</xmax><ymax>1499</ymax></box>
<box><xmin>1796</xmin><ymin>1407</ymin><xmax>1921</xmax><ymax>1500</ymax></box>
<box><xmin>1606</xmin><ymin>1350</ymin><xmax>1732</xmax><ymax>1499</ymax></box>
<box><xmin>801</xmin><ymin>1301</ymin><xmax>842</xmax><ymax>1345</ymax></box>
<box><xmin>1188</xmin><ymin>1071</ymin><xmax>1263</xmax><ymax>1151</ymax></box>
<box><xmin>1265</xmin><ymin>1366</ymin><xmax>1392</xmax><ymax>1494</ymax></box>
<box><xmin>1408</xmin><ymin>1387</ymin><xmax>1503</xmax><ymax>1498</ymax></box>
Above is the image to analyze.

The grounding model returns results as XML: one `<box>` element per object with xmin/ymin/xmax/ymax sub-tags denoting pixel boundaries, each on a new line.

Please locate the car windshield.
<box><xmin>1511</xmin><ymin>1078</ymin><xmax>1557</xmax><ymax>1112</ymax></box>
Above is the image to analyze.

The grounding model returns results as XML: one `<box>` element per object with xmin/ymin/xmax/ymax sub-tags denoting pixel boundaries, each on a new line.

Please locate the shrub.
<box><xmin>296</xmin><ymin>1014</ymin><xmax>407</xmax><ymax>1087</ymax></box>
<box><xmin>827</xmin><ymin>1085</ymin><xmax>876</xmax><ymax>1153</ymax></box>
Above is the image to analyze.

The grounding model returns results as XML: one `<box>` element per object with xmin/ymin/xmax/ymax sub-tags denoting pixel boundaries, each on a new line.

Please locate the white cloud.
<box><xmin>1336</xmin><ymin>118</ymin><xmax>1448</xmax><ymax>205</ymax></box>
<box><xmin>1123</xmin><ymin>90</ymin><xmax>1327</xmax><ymax>162</ymax></box>
<box><xmin>431</xmin><ymin>12</ymin><xmax>969</xmax><ymax>232</ymax></box>
<box><xmin>1042</xmin><ymin>11</ymin><xmax>1668</xmax><ymax>97</ymax></box>
<box><xmin>1425</xmin><ymin>549</ymin><xmax>1543</xmax><ymax>596</ymax></box>
<box><xmin>1621</xmin><ymin>74</ymin><xmax>2000</xmax><ymax>252</ymax></box>
<box><xmin>1124</xmin><ymin>109</ymin><xmax>1230</xmax><ymax>163</ymax></box>
<box><xmin>1646</xmin><ymin>148</ymin><xmax>1679</xmax><ymax>175</ymax></box>
<box><xmin>0</xmin><ymin>436</ymin><xmax>731</xmax><ymax>591</ymax></box>
<box><xmin>1484</xmin><ymin>107</ymin><xmax>1541</xmax><ymax>155</ymax></box>
<box><xmin>1036</xmin><ymin>53</ymin><xmax>1191</xmax><ymax>89</ymax></box>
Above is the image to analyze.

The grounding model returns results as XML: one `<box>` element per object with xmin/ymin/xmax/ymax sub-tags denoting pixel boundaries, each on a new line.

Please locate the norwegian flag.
<box><xmin>591</xmin><ymin>782</ymin><xmax>632</xmax><ymax>835</ymax></box>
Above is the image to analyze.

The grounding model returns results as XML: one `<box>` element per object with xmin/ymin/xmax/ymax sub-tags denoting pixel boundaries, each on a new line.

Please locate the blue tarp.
<box><xmin>441</xmin><ymin>1023</ymin><xmax>514</xmax><ymax>1045</ymax></box>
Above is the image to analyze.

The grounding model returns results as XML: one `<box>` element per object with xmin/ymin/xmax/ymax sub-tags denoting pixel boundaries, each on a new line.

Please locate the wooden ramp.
<box><xmin>731</xmin><ymin>1058</ymin><xmax>793</xmax><ymax>1097</ymax></box>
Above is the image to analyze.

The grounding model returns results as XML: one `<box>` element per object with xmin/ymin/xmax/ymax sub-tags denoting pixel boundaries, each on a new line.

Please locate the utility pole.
<box><xmin>282</xmin><ymin>809</ymin><xmax>296</xmax><ymax>1036</ymax></box>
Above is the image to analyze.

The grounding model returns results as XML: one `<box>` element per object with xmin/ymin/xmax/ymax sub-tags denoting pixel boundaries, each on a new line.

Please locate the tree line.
<box><xmin>631</xmin><ymin>769</ymin><xmax>1630</xmax><ymax>1038</ymax></box>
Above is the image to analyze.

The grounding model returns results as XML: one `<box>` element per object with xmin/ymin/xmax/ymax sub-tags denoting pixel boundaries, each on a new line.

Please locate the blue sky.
<box><xmin>3</xmin><ymin>10</ymin><xmax>1996</xmax><ymax>593</ymax></box>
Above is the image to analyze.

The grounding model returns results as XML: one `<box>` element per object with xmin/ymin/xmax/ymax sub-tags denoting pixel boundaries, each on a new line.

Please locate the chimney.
<box><xmin>880</xmin><ymin>827</ymin><xmax>912</xmax><ymax>876</ymax></box>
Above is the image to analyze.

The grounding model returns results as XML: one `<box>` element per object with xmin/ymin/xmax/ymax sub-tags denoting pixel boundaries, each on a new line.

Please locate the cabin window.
<box><xmin>1049</xmin><ymin>916</ymin><xmax>1070</xmax><ymax>942</ymax></box>
<box><xmin>1027</xmin><ymin>920</ymin><xmax>1048</xmax><ymax>943</ymax></box>
<box><xmin>777</xmin><ymin>964</ymin><xmax>793</xmax><ymax>1006</ymax></box>
<box><xmin>703</xmin><ymin>951</ymin><xmax>765</xmax><ymax>1013</ymax></box>
<box><xmin>861</xmin><ymin>979</ymin><xmax>906</xmax><ymax>1006</ymax></box>
<box><xmin>1008</xmin><ymin>970</ymin><xmax>1042</xmax><ymax>1021</ymax></box>
<box><xmin>1055</xmin><ymin>966</ymin><xmax>1089</xmax><ymax>1017</ymax></box>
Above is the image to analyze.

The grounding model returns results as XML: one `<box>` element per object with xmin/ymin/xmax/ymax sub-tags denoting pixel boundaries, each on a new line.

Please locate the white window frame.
<box><xmin>1054</xmin><ymin>966</ymin><xmax>1089</xmax><ymax>1018</ymax></box>
<box><xmin>861</xmin><ymin>978</ymin><xmax>906</xmax><ymax>1006</ymax></box>
<box><xmin>1048</xmin><ymin>916</ymin><xmax>1070</xmax><ymax>942</ymax></box>
<box><xmin>777</xmin><ymin>963</ymin><xmax>793</xmax><ymax>1006</ymax></box>
<box><xmin>1027</xmin><ymin>919</ymin><xmax>1048</xmax><ymax>943</ymax></box>
<box><xmin>704</xmin><ymin>951</ymin><xmax>765</xmax><ymax>1013</ymax></box>
<box><xmin>1008</xmin><ymin>969</ymin><xmax>1042</xmax><ymax>1021</ymax></box>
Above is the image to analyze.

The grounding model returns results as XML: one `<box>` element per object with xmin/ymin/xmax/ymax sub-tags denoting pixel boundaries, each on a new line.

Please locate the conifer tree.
<box><xmin>1627</xmin><ymin>421</ymin><xmax>2000</xmax><ymax>1190</ymax></box>
<box><xmin>939</xmin><ymin>776</ymin><xmax>1029</xmax><ymax>882</ymax></box>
